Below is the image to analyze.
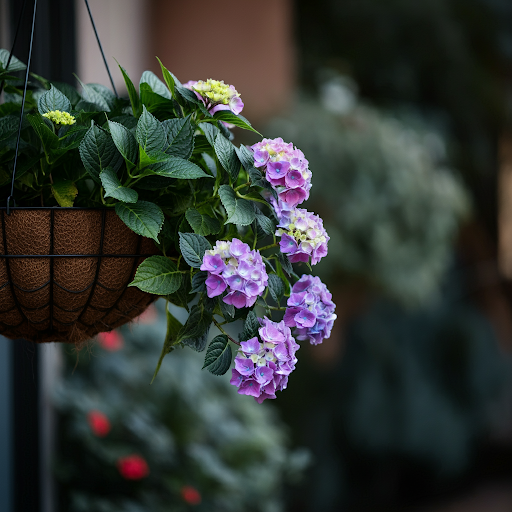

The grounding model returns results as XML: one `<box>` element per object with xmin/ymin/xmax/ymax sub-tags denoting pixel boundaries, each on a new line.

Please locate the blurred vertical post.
<box><xmin>499</xmin><ymin>133</ymin><xmax>512</xmax><ymax>278</ymax></box>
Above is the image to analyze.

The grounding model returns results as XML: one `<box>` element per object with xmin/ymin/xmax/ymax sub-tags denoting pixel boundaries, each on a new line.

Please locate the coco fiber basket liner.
<box><xmin>0</xmin><ymin>207</ymin><xmax>159</xmax><ymax>344</ymax></box>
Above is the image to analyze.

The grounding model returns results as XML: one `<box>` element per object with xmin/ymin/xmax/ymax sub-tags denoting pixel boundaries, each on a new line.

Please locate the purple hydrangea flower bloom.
<box><xmin>284</xmin><ymin>275</ymin><xmax>337</xmax><ymax>345</ymax></box>
<box><xmin>250</xmin><ymin>138</ymin><xmax>312</xmax><ymax>210</ymax></box>
<box><xmin>183</xmin><ymin>79</ymin><xmax>244</xmax><ymax>116</ymax></box>
<box><xmin>230</xmin><ymin>318</ymin><xmax>300</xmax><ymax>403</ymax></box>
<box><xmin>200</xmin><ymin>239</ymin><xmax>268</xmax><ymax>309</ymax></box>
<box><xmin>275</xmin><ymin>208</ymin><xmax>329</xmax><ymax>265</ymax></box>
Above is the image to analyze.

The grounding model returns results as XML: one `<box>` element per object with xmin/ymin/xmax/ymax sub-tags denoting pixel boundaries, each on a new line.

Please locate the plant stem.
<box><xmin>234</xmin><ymin>182</ymin><xmax>250</xmax><ymax>192</ymax></box>
<box><xmin>212</xmin><ymin>318</ymin><xmax>240</xmax><ymax>345</ymax></box>
<box><xmin>258</xmin><ymin>242</ymin><xmax>278</xmax><ymax>252</ymax></box>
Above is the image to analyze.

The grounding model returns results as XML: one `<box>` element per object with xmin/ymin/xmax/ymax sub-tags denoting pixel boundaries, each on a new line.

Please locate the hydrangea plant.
<box><xmin>0</xmin><ymin>50</ymin><xmax>336</xmax><ymax>402</ymax></box>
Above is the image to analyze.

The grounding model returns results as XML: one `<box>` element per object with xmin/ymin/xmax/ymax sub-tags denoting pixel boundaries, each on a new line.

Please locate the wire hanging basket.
<box><xmin>0</xmin><ymin>1</ymin><xmax>159</xmax><ymax>344</ymax></box>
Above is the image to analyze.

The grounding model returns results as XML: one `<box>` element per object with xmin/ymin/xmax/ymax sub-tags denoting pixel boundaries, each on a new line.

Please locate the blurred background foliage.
<box><xmin>54</xmin><ymin>302</ymin><xmax>307</xmax><ymax>512</ymax></box>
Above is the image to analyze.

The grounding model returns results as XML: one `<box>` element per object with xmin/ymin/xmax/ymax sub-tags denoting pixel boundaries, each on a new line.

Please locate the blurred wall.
<box><xmin>148</xmin><ymin>0</ymin><xmax>295</xmax><ymax>123</ymax></box>
<box><xmin>76</xmin><ymin>0</ymin><xmax>295</xmax><ymax>124</ymax></box>
<box><xmin>75</xmin><ymin>0</ymin><xmax>150</xmax><ymax>91</ymax></box>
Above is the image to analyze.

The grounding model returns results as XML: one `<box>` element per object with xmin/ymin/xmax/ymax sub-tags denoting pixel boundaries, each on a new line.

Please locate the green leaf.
<box><xmin>27</xmin><ymin>113</ymin><xmax>59</xmax><ymax>156</ymax></box>
<box><xmin>213</xmin><ymin>111</ymin><xmax>261</xmax><ymax>134</ymax></box>
<box><xmin>219</xmin><ymin>300</ymin><xmax>235</xmax><ymax>321</ymax></box>
<box><xmin>201</xmin><ymin>123</ymin><xmax>219</xmax><ymax>147</ymax></box>
<box><xmin>268</xmin><ymin>274</ymin><xmax>285</xmax><ymax>303</ymax></box>
<box><xmin>254</xmin><ymin>208</ymin><xmax>276</xmax><ymax>235</ymax></box>
<box><xmin>37</xmin><ymin>85</ymin><xmax>71</xmax><ymax>114</ymax></box>
<box><xmin>0</xmin><ymin>116</ymin><xmax>18</xmax><ymax>142</ymax></box>
<box><xmin>179</xmin><ymin>232</ymin><xmax>211</xmax><ymax>268</ymax></box>
<box><xmin>136</xmin><ymin>105</ymin><xmax>166</xmax><ymax>156</ymax></box>
<box><xmin>0</xmin><ymin>49</ymin><xmax>26</xmax><ymax>72</ymax></box>
<box><xmin>177</xmin><ymin>304</ymin><xmax>212</xmax><ymax>352</ymax></box>
<box><xmin>149</xmin><ymin>157</ymin><xmax>211</xmax><ymax>179</ymax></box>
<box><xmin>156</xmin><ymin>57</ymin><xmax>176</xmax><ymax>98</ymax></box>
<box><xmin>193</xmin><ymin>135</ymin><xmax>211</xmax><ymax>154</ymax></box>
<box><xmin>277</xmin><ymin>252</ymin><xmax>294</xmax><ymax>276</ymax></box>
<box><xmin>190</xmin><ymin>271</ymin><xmax>208</xmax><ymax>293</ymax></box>
<box><xmin>129</xmin><ymin>255</ymin><xmax>182</xmax><ymax>295</ymax></box>
<box><xmin>166</xmin><ymin>274</ymin><xmax>191</xmax><ymax>311</ymax></box>
<box><xmin>152</xmin><ymin>308</ymin><xmax>184</xmax><ymax>382</ymax></box>
<box><xmin>185</xmin><ymin>208</ymin><xmax>221</xmax><ymax>236</ymax></box>
<box><xmin>239</xmin><ymin>311</ymin><xmax>259</xmax><ymax>342</ymax></box>
<box><xmin>235</xmin><ymin>144</ymin><xmax>256</xmax><ymax>171</ymax></box>
<box><xmin>51</xmin><ymin>180</ymin><xmax>78</xmax><ymax>207</ymax></box>
<box><xmin>115</xmin><ymin>200</ymin><xmax>164</xmax><ymax>242</ymax></box>
<box><xmin>218</xmin><ymin>185</ymin><xmax>255</xmax><ymax>226</ymax></box>
<box><xmin>79</xmin><ymin>123</ymin><xmax>123</xmax><ymax>182</ymax></box>
<box><xmin>100</xmin><ymin>167</ymin><xmax>138</xmax><ymax>203</ymax></box>
<box><xmin>53</xmin><ymin>82</ymin><xmax>81</xmax><ymax>106</ymax></box>
<box><xmin>202</xmin><ymin>335</ymin><xmax>232</xmax><ymax>375</ymax></box>
<box><xmin>162</xmin><ymin>116</ymin><xmax>194</xmax><ymax>159</ymax></box>
<box><xmin>108</xmin><ymin>120</ymin><xmax>138</xmax><ymax>166</ymax></box>
<box><xmin>176</xmin><ymin>85</ymin><xmax>212</xmax><ymax>117</ymax></box>
<box><xmin>214</xmin><ymin>134</ymin><xmax>240</xmax><ymax>181</ymax></box>
<box><xmin>140</xmin><ymin>70</ymin><xmax>172</xmax><ymax>99</ymax></box>
<box><xmin>118</xmin><ymin>63</ymin><xmax>142</xmax><ymax>117</ymax></box>
<box><xmin>80</xmin><ymin>82</ymin><xmax>114</xmax><ymax>111</ymax></box>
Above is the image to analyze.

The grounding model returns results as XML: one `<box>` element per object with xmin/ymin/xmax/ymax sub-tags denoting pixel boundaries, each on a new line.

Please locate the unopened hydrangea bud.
<box><xmin>276</xmin><ymin>208</ymin><xmax>329</xmax><ymax>265</ymax></box>
<box><xmin>42</xmin><ymin>110</ymin><xmax>76</xmax><ymax>125</ymax></box>
<box><xmin>284</xmin><ymin>275</ymin><xmax>337</xmax><ymax>345</ymax></box>
<box><xmin>183</xmin><ymin>79</ymin><xmax>244</xmax><ymax>116</ymax></box>
<box><xmin>230</xmin><ymin>318</ymin><xmax>299</xmax><ymax>403</ymax></box>
<box><xmin>200</xmin><ymin>238</ymin><xmax>268</xmax><ymax>309</ymax></box>
<box><xmin>250</xmin><ymin>137</ymin><xmax>312</xmax><ymax>210</ymax></box>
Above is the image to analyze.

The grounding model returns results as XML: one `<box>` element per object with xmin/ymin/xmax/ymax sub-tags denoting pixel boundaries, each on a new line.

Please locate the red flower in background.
<box><xmin>117</xmin><ymin>455</ymin><xmax>150</xmax><ymax>480</ymax></box>
<box><xmin>181</xmin><ymin>485</ymin><xmax>202</xmax><ymax>505</ymax></box>
<box><xmin>87</xmin><ymin>410</ymin><xmax>111</xmax><ymax>437</ymax></box>
<box><xmin>97</xmin><ymin>330</ymin><xmax>124</xmax><ymax>351</ymax></box>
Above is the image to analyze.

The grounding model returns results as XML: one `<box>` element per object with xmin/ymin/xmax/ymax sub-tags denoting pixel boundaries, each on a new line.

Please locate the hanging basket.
<box><xmin>0</xmin><ymin>207</ymin><xmax>159</xmax><ymax>344</ymax></box>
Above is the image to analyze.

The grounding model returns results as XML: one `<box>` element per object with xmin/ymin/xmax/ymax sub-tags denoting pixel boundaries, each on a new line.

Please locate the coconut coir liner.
<box><xmin>0</xmin><ymin>209</ymin><xmax>159</xmax><ymax>344</ymax></box>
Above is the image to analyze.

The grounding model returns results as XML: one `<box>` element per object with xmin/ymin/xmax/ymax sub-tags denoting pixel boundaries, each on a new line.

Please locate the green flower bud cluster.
<box><xmin>42</xmin><ymin>110</ymin><xmax>76</xmax><ymax>125</ymax></box>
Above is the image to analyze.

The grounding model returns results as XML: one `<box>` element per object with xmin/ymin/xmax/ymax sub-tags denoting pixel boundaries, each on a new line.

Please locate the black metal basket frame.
<box><xmin>0</xmin><ymin>207</ymin><xmax>155</xmax><ymax>333</ymax></box>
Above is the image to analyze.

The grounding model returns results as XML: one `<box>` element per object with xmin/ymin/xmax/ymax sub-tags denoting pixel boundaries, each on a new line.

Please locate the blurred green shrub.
<box><xmin>53</xmin><ymin>301</ymin><xmax>308</xmax><ymax>512</ymax></box>
<box><xmin>266</xmin><ymin>78</ymin><xmax>471</xmax><ymax>305</ymax></box>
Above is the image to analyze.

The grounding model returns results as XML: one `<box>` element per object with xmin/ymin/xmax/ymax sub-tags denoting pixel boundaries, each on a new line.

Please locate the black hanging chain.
<box><xmin>83</xmin><ymin>0</ymin><xmax>119</xmax><ymax>98</ymax></box>
<box><xmin>0</xmin><ymin>0</ymin><xmax>28</xmax><ymax>97</ymax></box>
<box><xmin>7</xmin><ymin>0</ymin><xmax>38</xmax><ymax>215</ymax></box>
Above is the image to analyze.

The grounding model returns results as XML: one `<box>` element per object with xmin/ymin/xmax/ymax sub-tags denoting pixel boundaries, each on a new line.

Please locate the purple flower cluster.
<box><xmin>230</xmin><ymin>318</ymin><xmax>300</xmax><ymax>403</ymax></box>
<box><xmin>276</xmin><ymin>207</ymin><xmax>329</xmax><ymax>265</ymax></box>
<box><xmin>250</xmin><ymin>137</ymin><xmax>312</xmax><ymax>210</ymax></box>
<box><xmin>284</xmin><ymin>275</ymin><xmax>337</xmax><ymax>345</ymax></box>
<box><xmin>183</xmin><ymin>79</ymin><xmax>244</xmax><ymax>116</ymax></box>
<box><xmin>200</xmin><ymin>239</ymin><xmax>268</xmax><ymax>309</ymax></box>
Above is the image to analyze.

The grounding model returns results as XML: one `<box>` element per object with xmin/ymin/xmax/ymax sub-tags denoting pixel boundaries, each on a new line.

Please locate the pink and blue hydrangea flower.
<box><xmin>275</xmin><ymin>207</ymin><xmax>329</xmax><ymax>266</ymax></box>
<box><xmin>249</xmin><ymin>138</ymin><xmax>312</xmax><ymax>209</ymax></box>
<box><xmin>200</xmin><ymin>238</ymin><xmax>268</xmax><ymax>309</ymax></box>
<box><xmin>284</xmin><ymin>275</ymin><xmax>337</xmax><ymax>345</ymax></box>
<box><xmin>230</xmin><ymin>317</ymin><xmax>299</xmax><ymax>403</ymax></box>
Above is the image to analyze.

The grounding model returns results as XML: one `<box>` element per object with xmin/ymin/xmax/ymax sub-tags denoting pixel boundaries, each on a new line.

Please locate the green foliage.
<box><xmin>0</xmin><ymin>51</ymin><xmax>315</xmax><ymax>385</ymax></box>
<box><xmin>53</xmin><ymin>301</ymin><xmax>306</xmax><ymax>511</ymax></box>
<box><xmin>266</xmin><ymin>86</ymin><xmax>471</xmax><ymax>304</ymax></box>
<box><xmin>129</xmin><ymin>255</ymin><xmax>182</xmax><ymax>295</ymax></box>
<box><xmin>178</xmin><ymin>232</ymin><xmax>211</xmax><ymax>268</ymax></box>
<box><xmin>202</xmin><ymin>334</ymin><xmax>232</xmax><ymax>375</ymax></box>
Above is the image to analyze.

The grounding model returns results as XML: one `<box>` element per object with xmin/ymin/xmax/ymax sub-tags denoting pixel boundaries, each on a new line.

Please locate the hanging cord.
<box><xmin>7</xmin><ymin>0</ymin><xmax>37</xmax><ymax>215</ymax></box>
<box><xmin>0</xmin><ymin>0</ymin><xmax>28</xmax><ymax>97</ymax></box>
<box><xmin>83</xmin><ymin>0</ymin><xmax>119</xmax><ymax>98</ymax></box>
